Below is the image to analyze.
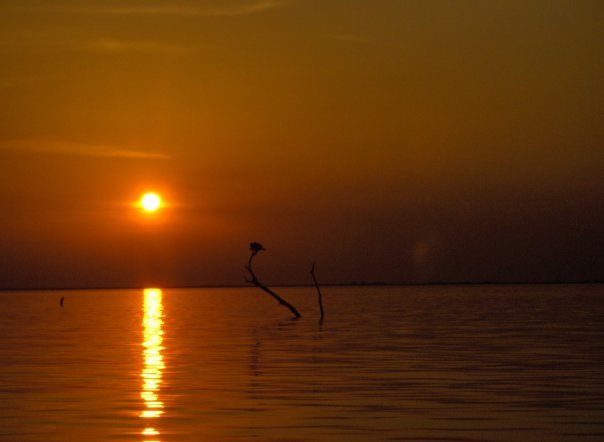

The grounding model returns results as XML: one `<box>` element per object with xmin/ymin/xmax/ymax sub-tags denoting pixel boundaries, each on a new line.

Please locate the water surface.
<box><xmin>1</xmin><ymin>284</ymin><xmax>603</xmax><ymax>441</ymax></box>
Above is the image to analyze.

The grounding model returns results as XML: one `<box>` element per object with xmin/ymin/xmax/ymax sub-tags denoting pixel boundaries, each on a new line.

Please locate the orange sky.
<box><xmin>1</xmin><ymin>0</ymin><xmax>603</xmax><ymax>288</ymax></box>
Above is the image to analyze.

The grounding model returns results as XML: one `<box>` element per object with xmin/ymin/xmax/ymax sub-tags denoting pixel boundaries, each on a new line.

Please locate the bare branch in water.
<box><xmin>245</xmin><ymin>244</ymin><xmax>301</xmax><ymax>319</ymax></box>
<box><xmin>310</xmin><ymin>263</ymin><xmax>325</xmax><ymax>322</ymax></box>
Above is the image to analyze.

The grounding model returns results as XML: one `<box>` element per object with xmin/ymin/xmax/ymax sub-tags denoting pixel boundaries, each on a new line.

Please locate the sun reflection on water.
<box><xmin>141</xmin><ymin>288</ymin><xmax>165</xmax><ymax>440</ymax></box>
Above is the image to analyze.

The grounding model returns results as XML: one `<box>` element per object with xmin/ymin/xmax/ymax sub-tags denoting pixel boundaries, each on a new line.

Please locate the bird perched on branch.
<box><xmin>249</xmin><ymin>242</ymin><xmax>266</xmax><ymax>254</ymax></box>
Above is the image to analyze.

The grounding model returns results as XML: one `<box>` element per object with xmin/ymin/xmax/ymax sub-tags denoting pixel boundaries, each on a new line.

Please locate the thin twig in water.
<box><xmin>310</xmin><ymin>263</ymin><xmax>324</xmax><ymax>322</ymax></box>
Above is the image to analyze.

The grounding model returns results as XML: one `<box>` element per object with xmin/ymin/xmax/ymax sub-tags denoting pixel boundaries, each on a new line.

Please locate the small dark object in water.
<box><xmin>60</xmin><ymin>296</ymin><xmax>64</xmax><ymax>307</ymax></box>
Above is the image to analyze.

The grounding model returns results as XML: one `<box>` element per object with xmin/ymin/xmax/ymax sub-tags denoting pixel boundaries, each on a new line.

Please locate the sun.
<box><xmin>140</xmin><ymin>192</ymin><xmax>161</xmax><ymax>212</ymax></box>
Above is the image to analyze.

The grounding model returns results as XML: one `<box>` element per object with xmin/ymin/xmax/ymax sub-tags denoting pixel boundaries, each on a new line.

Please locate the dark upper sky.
<box><xmin>1</xmin><ymin>0</ymin><xmax>603</xmax><ymax>288</ymax></box>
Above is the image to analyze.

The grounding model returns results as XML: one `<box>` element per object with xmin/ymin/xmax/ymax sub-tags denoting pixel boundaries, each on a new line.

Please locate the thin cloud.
<box><xmin>88</xmin><ymin>147</ymin><xmax>171</xmax><ymax>160</ymax></box>
<box><xmin>91</xmin><ymin>38</ymin><xmax>190</xmax><ymax>54</ymax></box>
<box><xmin>1</xmin><ymin>139</ymin><xmax>171</xmax><ymax>160</ymax></box>
<box><xmin>15</xmin><ymin>1</ymin><xmax>291</xmax><ymax>17</ymax></box>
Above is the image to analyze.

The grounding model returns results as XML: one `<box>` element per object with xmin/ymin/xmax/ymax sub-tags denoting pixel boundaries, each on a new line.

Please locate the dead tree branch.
<box><xmin>245</xmin><ymin>244</ymin><xmax>301</xmax><ymax>319</ymax></box>
<box><xmin>310</xmin><ymin>263</ymin><xmax>325</xmax><ymax>322</ymax></box>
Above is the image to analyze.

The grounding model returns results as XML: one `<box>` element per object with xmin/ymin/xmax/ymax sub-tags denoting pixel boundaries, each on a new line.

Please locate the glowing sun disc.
<box><xmin>141</xmin><ymin>193</ymin><xmax>161</xmax><ymax>212</ymax></box>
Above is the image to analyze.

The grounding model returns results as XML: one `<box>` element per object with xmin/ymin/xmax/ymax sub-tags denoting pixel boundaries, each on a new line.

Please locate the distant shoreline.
<box><xmin>1</xmin><ymin>280</ymin><xmax>603</xmax><ymax>292</ymax></box>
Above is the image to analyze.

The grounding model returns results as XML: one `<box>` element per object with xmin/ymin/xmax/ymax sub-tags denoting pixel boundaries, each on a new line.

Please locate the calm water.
<box><xmin>1</xmin><ymin>285</ymin><xmax>603</xmax><ymax>441</ymax></box>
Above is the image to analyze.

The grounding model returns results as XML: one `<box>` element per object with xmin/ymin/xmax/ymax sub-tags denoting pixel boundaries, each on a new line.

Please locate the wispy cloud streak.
<box><xmin>90</xmin><ymin>38</ymin><xmax>189</xmax><ymax>54</ymax></box>
<box><xmin>1</xmin><ymin>139</ymin><xmax>171</xmax><ymax>160</ymax></box>
<box><xmin>14</xmin><ymin>1</ymin><xmax>291</xmax><ymax>17</ymax></box>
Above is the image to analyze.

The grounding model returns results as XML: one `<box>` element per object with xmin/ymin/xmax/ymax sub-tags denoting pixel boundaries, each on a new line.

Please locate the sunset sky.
<box><xmin>1</xmin><ymin>0</ymin><xmax>603</xmax><ymax>289</ymax></box>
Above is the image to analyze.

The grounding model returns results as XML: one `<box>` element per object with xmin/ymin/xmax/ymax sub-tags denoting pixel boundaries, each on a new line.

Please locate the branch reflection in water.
<box><xmin>141</xmin><ymin>288</ymin><xmax>165</xmax><ymax>441</ymax></box>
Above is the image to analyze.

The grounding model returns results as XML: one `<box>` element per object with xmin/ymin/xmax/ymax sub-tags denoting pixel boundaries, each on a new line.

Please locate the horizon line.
<box><xmin>1</xmin><ymin>280</ymin><xmax>603</xmax><ymax>293</ymax></box>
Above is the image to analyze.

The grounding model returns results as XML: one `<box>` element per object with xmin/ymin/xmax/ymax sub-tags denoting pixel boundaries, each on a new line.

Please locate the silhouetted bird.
<box><xmin>60</xmin><ymin>296</ymin><xmax>64</xmax><ymax>307</ymax></box>
<box><xmin>249</xmin><ymin>242</ymin><xmax>266</xmax><ymax>253</ymax></box>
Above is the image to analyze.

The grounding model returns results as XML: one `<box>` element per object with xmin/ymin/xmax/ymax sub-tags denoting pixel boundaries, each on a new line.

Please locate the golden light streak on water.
<box><xmin>141</xmin><ymin>288</ymin><xmax>165</xmax><ymax>440</ymax></box>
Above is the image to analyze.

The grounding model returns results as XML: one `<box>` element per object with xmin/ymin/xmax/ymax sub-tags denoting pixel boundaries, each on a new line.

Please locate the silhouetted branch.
<box><xmin>245</xmin><ymin>245</ymin><xmax>301</xmax><ymax>319</ymax></box>
<box><xmin>310</xmin><ymin>263</ymin><xmax>324</xmax><ymax>322</ymax></box>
